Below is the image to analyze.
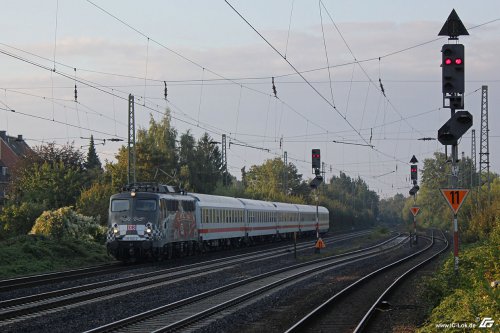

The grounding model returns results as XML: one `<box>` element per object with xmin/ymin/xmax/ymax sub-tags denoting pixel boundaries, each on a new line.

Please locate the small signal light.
<box><xmin>455</xmin><ymin>58</ymin><xmax>463</xmax><ymax>65</ymax></box>
<box><xmin>445</xmin><ymin>58</ymin><xmax>452</xmax><ymax>65</ymax></box>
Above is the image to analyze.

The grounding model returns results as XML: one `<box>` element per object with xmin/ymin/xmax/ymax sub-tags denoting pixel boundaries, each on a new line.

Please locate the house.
<box><xmin>0</xmin><ymin>131</ymin><xmax>32</xmax><ymax>205</ymax></box>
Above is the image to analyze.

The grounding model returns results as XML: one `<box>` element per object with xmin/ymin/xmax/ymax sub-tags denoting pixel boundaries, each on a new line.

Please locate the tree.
<box><xmin>1</xmin><ymin>142</ymin><xmax>88</xmax><ymax>236</ymax></box>
<box><xmin>107</xmin><ymin>111</ymin><xmax>178</xmax><ymax>186</ymax></box>
<box><xmin>77</xmin><ymin>182</ymin><xmax>116</xmax><ymax>226</ymax></box>
<box><xmin>244</xmin><ymin>158</ymin><xmax>305</xmax><ymax>202</ymax></box>
<box><xmin>9</xmin><ymin>143</ymin><xmax>87</xmax><ymax>208</ymax></box>
<box><xmin>379</xmin><ymin>193</ymin><xmax>406</xmax><ymax>225</ymax></box>
<box><xmin>190</xmin><ymin>133</ymin><xmax>223</xmax><ymax>193</ymax></box>
<box><xmin>84</xmin><ymin>135</ymin><xmax>102</xmax><ymax>170</ymax></box>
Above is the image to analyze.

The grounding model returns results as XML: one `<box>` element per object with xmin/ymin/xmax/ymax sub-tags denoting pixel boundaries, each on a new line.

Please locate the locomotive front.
<box><xmin>106</xmin><ymin>190</ymin><xmax>159</xmax><ymax>261</ymax></box>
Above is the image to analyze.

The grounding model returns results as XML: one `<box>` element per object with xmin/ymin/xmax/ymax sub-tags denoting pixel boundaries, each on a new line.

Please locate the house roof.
<box><xmin>0</xmin><ymin>131</ymin><xmax>32</xmax><ymax>168</ymax></box>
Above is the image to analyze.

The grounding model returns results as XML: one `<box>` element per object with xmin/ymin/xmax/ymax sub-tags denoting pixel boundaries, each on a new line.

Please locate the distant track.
<box><xmin>284</xmin><ymin>231</ymin><xmax>448</xmax><ymax>332</ymax></box>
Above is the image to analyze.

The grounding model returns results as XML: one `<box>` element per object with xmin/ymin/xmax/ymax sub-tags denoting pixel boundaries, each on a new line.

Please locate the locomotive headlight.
<box><xmin>113</xmin><ymin>223</ymin><xmax>119</xmax><ymax>234</ymax></box>
<box><xmin>146</xmin><ymin>222</ymin><xmax>152</xmax><ymax>234</ymax></box>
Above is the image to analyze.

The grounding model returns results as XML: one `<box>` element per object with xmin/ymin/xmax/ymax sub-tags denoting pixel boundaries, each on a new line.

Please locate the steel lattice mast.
<box><xmin>128</xmin><ymin>94</ymin><xmax>136</xmax><ymax>184</ymax></box>
<box><xmin>479</xmin><ymin>85</ymin><xmax>490</xmax><ymax>204</ymax></box>
<box><xmin>470</xmin><ymin>129</ymin><xmax>477</xmax><ymax>205</ymax></box>
<box><xmin>221</xmin><ymin>134</ymin><xmax>227</xmax><ymax>186</ymax></box>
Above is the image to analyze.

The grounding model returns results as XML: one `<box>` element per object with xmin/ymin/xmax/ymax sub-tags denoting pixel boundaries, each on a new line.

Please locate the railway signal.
<box><xmin>442</xmin><ymin>43</ymin><xmax>465</xmax><ymax>95</ymax></box>
<box><xmin>409</xmin><ymin>184</ymin><xmax>419</xmax><ymax>196</ymax></box>
<box><xmin>309</xmin><ymin>175</ymin><xmax>323</xmax><ymax>189</ymax></box>
<box><xmin>437</xmin><ymin>9</ymin><xmax>470</xmax><ymax>273</ymax></box>
<box><xmin>437</xmin><ymin>110</ymin><xmax>473</xmax><ymax>145</ymax></box>
<box><xmin>410</xmin><ymin>165</ymin><xmax>418</xmax><ymax>182</ymax></box>
<box><xmin>312</xmin><ymin>149</ymin><xmax>321</xmax><ymax>172</ymax></box>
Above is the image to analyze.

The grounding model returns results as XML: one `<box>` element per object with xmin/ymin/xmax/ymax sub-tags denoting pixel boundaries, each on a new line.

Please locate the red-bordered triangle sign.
<box><xmin>410</xmin><ymin>207</ymin><xmax>420</xmax><ymax>217</ymax></box>
<box><xmin>440</xmin><ymin>189</ymin><xmax>470</xmax><ymax>214</ymax></box>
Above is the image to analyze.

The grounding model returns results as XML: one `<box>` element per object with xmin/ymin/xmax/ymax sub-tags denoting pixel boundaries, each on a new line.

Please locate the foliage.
<box><xmin>84</xmin><ymin>135</ymin><xmax>102</xmax><ymax>170</ymax></box>
<box><xmin>8</xmin><ymin>143</ymin><xmax>87</xmax><ymax>209</ymax></box>
<box><xmin>30</xmin><ymin>207</ymin><xmax>106</xmax><ymax>243</ymax></box>
<box><xmin>0</xmin><ymin>235</ymin><xmax>112</xmax><ymax>278</ymax></box>
<box><xmin>418</xmin><ymin>238</ymin><xmax>499</xmax><ymax>332</ymax></box>
<box><xmin>0</xmin><ymin>202</ymin><xmax>46</xmax><ymax>238</ymax></box>
<box><xmin>243</xmin><ymin>158</ymin><xmax>306</xmax><ymax>201</ymax></box>
<box><xmin>378</xmin><ymin>193</ymin><xmax>406</xmax><ymax>225</ymax></box>
<box><xmin>321</xmin><ymin>172</ymin><xmax>379</xmax><ymax>231</ymax></box>
<box><xmin>77</xmin><ymin>182</ymin><xmax>117</xmax><ymax>225</ymax></box>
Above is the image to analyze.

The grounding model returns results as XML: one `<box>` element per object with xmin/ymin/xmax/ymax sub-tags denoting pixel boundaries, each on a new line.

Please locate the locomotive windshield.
<box><xmin>111</xmin><ymin>199</ymin><xmax>130</xmax><ymax>212</ymax></box>
<box><xmin>136</xmin><ymin>199</ymin><xmax>157</xmax><ymax>211</ymax></box>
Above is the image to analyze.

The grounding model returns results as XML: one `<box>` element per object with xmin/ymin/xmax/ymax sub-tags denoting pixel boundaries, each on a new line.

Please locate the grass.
<box><xmin>0</xmin><ymin>235</ymin><xmax>114</xmax><ymax>279</ymax></box>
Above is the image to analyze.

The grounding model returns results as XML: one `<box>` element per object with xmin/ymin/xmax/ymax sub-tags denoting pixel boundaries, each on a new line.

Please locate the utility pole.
<box><xmin>128</xmin><ymin>94</ymin><xmax>136</xmax><ymax>184</ymax></box>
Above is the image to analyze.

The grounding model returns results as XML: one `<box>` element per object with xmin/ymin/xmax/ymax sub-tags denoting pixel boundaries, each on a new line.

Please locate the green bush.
<box><xmin>0</xmin><ymin>235</ymin><xmax>112</xmax><ymax>278</ymax></box>
<box><xmin>418</xmin><ymin>240</ymin><xmax>500</xmax><ymax>332</ymax></box>
<box><xmin>0</xmin><ymin>202</ymin><xmax>46</xmax><ymax>238</ymax></box>
<box><xmin>30</xmin><ymin>207</ymin><xmax>107</xmax><ymax>243</ymax></box>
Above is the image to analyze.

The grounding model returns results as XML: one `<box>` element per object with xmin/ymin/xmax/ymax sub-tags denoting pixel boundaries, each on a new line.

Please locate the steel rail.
<box><xmin>284</xmin><ymin>232</ymin><xmax>445</xmax><ymax>332</ymax></box>
<box><xmin>0</xmin><ymin>231</ymin><xmax>382</xmax><ymax>321</ymax></box>
<box><xmin>84</xmin><ymin>235</ymin><xmax>408</xmax><ymax>333</ymax></box>
<box><xmin>0</xmin><ymin>229</ymin><xmax>369</xmax><ymax>293</ymax></box>
<box><xmin>352</xmin><ymin>230</ymin><xmax>449</xmax><ymax>333</ymax></box>
<box><xmin>0</xmin><ymin>263</ymin><xmax>125</xmax><ymax>292</ymax></box>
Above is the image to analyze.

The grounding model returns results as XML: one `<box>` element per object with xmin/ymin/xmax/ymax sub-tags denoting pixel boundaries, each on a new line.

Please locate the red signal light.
<box><xmin>445</xmin><ymin>58</ymin><xmax>452</xmax><ymax>65</ymax></box>
<box><xmin>455</xmin><ymin>58</ymin><xmax>463</xmax><ymax>65</ymax></box>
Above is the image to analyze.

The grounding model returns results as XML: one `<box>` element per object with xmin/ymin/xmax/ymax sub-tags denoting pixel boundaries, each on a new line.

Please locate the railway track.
<box><xmin>0</xmin><ymin>230</ymin><xmax>378</xmax><ymax>326</ymax></box>
<box><xmin>0</xmin><ymin>230</ymin><xmax>369</xmax><ymax>293</ymax></box>
<box><xmin>0</xmin><ymin>263</ymin><xmax>127</xmax><ymax>293</ymax></box>
<box><xmin>83</xmin><ymin>235</ymin><xmax>409</xmax><ymax>332</ymax></box>
<box><xmin>285</xmin><ymin>230</ymin><xmax>448</xmax><ymax>333</ymax></box>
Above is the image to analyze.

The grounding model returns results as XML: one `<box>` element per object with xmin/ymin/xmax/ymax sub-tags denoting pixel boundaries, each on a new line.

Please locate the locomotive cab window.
<box><xmin>136</xmin><ymin>199</ymin><xmax>157</xmax><ymax>212</ymax></box>
<box><xmin>111</xmin><ymin>199</ymin><xmax>130</xmax><ymax>212</ymax></box>
<box><xmin>166</xmin><ymin>200</ymin><xmax>179</xmax><ymax>212</ymax></box>
<box><xmin>182</xmin><ymin>201</ymin><xmax>195</xmax><ymax>212</ymax></box>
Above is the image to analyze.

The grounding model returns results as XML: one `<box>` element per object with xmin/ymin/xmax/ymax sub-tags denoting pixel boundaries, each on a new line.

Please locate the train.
<box><xmin>106</xmin><ymin>183</ymin><xmax>329</xmax><ymax>261</ymax></box>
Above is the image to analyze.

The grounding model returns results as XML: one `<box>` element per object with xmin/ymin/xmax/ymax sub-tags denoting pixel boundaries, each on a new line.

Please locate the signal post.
<box><xmin>437</xmin><ymin>10</ymin><xmax>472</xmax><ymax>273</ymax></box>
<box><xmin>409</xmin><ymin>155</ymin><xmax>419</xmax><ymax>245</ymax></box>
<box><xmin>310</xmin><ymin>149</ymin><xmax>324</xmax><ymax>253</ymax></box>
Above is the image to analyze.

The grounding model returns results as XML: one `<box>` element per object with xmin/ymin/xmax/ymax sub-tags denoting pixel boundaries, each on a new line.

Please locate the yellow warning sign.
<box><xmin>315</xmin><ymin>238</ymin><xmax>326</xmax><ymax>249</ymax></box>
<box><xmin>440</xmin><ymin>189</ymin><xmax>469</xmax><ymax>214</ymax></box>
<box><xmin>410</xmin><ymin>207</ymin><xmax>420</xmax><ymax>217</ymax></box>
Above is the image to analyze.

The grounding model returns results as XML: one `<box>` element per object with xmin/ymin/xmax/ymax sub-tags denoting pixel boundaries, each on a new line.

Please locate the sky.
<box><xmin>0</xmin><ymin>0</ymin><xmax>499</xmax><ymax>198</ymax></box>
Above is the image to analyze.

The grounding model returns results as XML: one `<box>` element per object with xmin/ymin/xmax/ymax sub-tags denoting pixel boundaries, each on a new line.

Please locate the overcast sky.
<box><xmin>1</xmin><ymin>1</ymin><xmax>499</xmax><ymax>198</ymax></box>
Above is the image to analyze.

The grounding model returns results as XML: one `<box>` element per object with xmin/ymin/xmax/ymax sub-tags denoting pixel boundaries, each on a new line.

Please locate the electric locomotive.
<box><xmin>106</xmin><ymin>183</ymin><xmax>197</xmax><ymax>261</ymax></box>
